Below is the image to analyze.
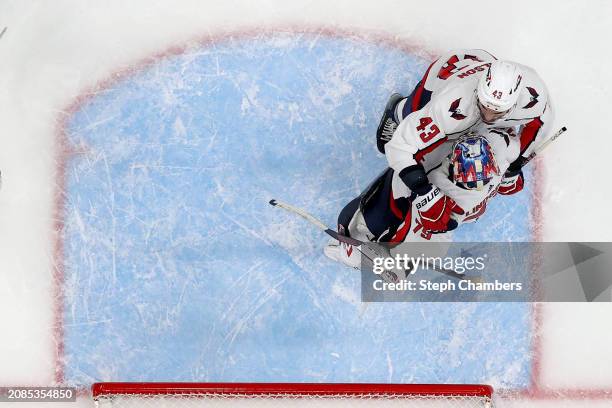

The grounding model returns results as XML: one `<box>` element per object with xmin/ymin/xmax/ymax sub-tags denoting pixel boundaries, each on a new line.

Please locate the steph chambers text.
<box><xmin>373</xmin><ymin>279</ymin><xmax>523</xmax><ymax>292</ymax></box>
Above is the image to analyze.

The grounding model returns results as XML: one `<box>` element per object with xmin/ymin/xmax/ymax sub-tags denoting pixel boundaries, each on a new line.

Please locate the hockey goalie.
<box><xmin>324</xmin><ymin>128</ymin><xmax>521</xmax><ymax>269</ymax></box>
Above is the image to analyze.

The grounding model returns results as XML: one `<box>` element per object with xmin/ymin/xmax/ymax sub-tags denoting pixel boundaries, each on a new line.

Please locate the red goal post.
<box><xmin>92</xmin><ymin>382</ymin><xmax>494</xmax><ymax>407</ymax></box>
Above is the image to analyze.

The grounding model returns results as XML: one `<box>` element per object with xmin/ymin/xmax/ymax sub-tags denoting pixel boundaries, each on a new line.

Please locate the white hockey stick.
<box><xmin>269</xmin><ymin>199</ymin><xmax>470</xmax><ymax>281</ymax></box>
<box><xmin>522</xmin><ymin>126</ymin><xmax>567</xmax><ymax>166</ymax></box>
<box><xmin>269</xmin><ymin>199</ymin><xmax>400</xmax><ymax>280</ymax></box>
<box><xmin>269</xmin><ymin>199</ymin><xmax>362</xmax><ymax>246</ymax></box>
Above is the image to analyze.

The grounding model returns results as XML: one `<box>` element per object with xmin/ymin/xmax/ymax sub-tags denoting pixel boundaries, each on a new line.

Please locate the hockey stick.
<box><xmin>269</xmin><ymin>199</ymin><xmax>470</xmax><ymax>281</ymax></box>
<box><xmin>0</xmin><ymin>27</ymin><xmax>7</xmax><ymax>41</ymax></box>
<box><xmin>269</xmin><ymin>199</ymin><xmax>401</xmax><ymax>282</ymax></box>
<box><xmin>521</xmin><ymin>126</ymin><xmax>567</xmax><ymax>166</ymax></box>
<box><xmin>269</xmin><ymin>199</ymin><xmax>362</xmax><ymax>246</ymax></box>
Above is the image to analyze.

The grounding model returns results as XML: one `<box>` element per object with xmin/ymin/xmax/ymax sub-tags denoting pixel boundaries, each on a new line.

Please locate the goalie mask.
<box><xmin>450</xmin><ymin>136</ymin><xmax>500</xmax><ymax>190</ymax></box>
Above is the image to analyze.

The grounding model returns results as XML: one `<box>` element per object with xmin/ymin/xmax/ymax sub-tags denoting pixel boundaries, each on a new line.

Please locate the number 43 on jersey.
<box><xmin>416</xmin><ymin>117</ymin><xmax>440</xmax><ymax>143</ymax></box>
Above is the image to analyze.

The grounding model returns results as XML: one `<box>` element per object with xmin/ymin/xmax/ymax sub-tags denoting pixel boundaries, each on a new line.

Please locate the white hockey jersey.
<box><xmin>390</xmin><ymin>127</ymin><xmax>521</xmax><ymax>241</ymax></box>
<box><xmin>385</xmin><ymin>49</ymin><xmax>554</xmax><ymax>178</ymax></box>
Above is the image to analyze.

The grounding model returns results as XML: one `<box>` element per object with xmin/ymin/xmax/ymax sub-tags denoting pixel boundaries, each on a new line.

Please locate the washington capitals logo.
<box><xmin>449</xmin><ymin>98</ymin><xmax>466</xmax><ymax>120</ymax></box>
<box><xmin>523</xmin><ymin>86</ymin><xmax>539</xmax><ymax>109</ymax></box>
<box><xmin>490</xmin><ymin>129</ymin><xmax>511</xmax><ymax>146</ymax></box>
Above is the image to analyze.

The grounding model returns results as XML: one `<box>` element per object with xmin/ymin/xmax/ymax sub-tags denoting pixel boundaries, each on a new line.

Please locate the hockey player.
<box><xmin>376</xmin><ymin>50</ymin><xmax>552</xmax><ymax>236</ymax></box>
<box><xmin>324</xmin><ymin>128</ymin><xmax>522</xmax><ymax>269</ymax></box>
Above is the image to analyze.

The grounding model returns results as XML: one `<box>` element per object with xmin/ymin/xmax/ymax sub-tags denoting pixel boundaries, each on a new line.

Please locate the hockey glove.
<box><xmin>398</xmin><ymin>165</ymin><xmax>463</xmax><ymax>234</ymax></box>
<box><xmin>505</xmin><ymin>156</ymin><xmax>526</xmax><ymax>178</ymax></box>
<box><xmin>414</xmin><ymin>185</ymin><xmax>464</xmax><ymax>233</ymax></box>
<box><xmin>498</xmin><ymin>171</ymin><xmax>524</xmax><ymax>195</ymax></box>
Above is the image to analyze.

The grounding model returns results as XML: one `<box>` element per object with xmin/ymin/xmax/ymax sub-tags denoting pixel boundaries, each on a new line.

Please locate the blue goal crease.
<box><xmin>61</xmin><ymin>34</ymin><xmax>533</xmax><ymax>389</ymax></box>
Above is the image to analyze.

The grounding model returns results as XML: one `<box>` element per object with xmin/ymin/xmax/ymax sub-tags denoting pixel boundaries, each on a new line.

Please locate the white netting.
<box><xmin>94</xmin><ymin>392</ymin><xmax>493</xmax><ymax>408</ymax></box>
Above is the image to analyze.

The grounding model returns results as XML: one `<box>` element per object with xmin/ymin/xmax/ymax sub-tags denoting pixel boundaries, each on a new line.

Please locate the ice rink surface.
<box><xmin>0</xmin><ymin>0</ymin><xmax>611</xmax><ymax>407</ymax></box>
<box><xmin>62</xmin><ymin>33</ymin><xmax>532</xmax><ymax>386</ymax></box>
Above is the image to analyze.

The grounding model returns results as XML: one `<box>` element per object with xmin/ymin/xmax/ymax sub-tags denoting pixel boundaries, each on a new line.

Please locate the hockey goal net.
<box><xmin>92</xmin><ymin>382</ymin><xmax>494</xmax><ymax>408</ymax></box>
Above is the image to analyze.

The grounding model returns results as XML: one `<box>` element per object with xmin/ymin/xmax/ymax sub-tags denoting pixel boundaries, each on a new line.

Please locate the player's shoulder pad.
<box><xmin>510</xmin><ymin>62</ymin><xmax>551</xmax><ymax>120</ymax></box>
<box><xmin>484</xmin><ymin>128</ymin><xmax>521</xmax><ymax>166</ymax></box>
<box><xmin>430</xmin><ymin>80</ymin><xmax>480</xmax><ymax>135</ymax></box>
